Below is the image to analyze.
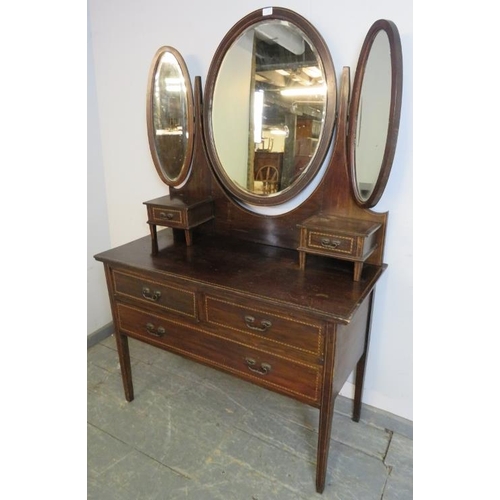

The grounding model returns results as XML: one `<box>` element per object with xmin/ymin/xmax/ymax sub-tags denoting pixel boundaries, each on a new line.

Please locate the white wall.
<box><xmin>88</xmin><ymin>0</ymin><xmax>413</xmax><ymax>420</ymax></box>
<box><xmin>87</xmin><ymin>16</ymin><xmax>112</xmax><ymax>334</ymax></box>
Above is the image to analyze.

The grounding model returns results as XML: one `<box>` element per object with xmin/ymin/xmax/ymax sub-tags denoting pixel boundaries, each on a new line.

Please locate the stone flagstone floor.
<box><xmin>88</xmin><ymin>335</ymin><xmax>412</xmax><ymax>499</ymax></box>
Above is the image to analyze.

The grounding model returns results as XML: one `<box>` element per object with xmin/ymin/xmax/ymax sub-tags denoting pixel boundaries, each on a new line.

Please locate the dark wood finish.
<box><xmin>104</xmin><ymin>265</ymin><xmax>134</xmax><ymax>402</ymax></box>
<box><xmin>353</xmin><ymin>291</ymin><xmax>375</xmax><ymax>422</ymax></box>
<box><xmin>347</xmin><ymin>20</ymin><xmax>403</xmax><ymax>208</ymax></box>
<box><xmin>96</xmin><ymin>11</ymin><xmax>401</xmax><ymax>495</ymax></box>
<box><xmin>95</xmin><ymin>230</ymin><xmax>385</xmax><ymax>491</ymax></box>
<box><xmin>144</xmin><ymin>194</ymin><xmax>214</xmax><ymax>252</ymax></box>
<box><xmin>316</xmin><ymin>323</ymin><xmax>336</xmax><ymax>493</ymax></box>
<box><xmin>203</xmin><ymin>7</ymin><xmax>337</xmax><ymax>206</ymax></box>
<box><xmin>146</xmin><ymin>46</ymin><xmax>195</xmax><ymax>187</ymax></box>
<box><xmin>297</xmin><ymin>214</ymin><xmax>381</xmax><ymax>280</ymax></box>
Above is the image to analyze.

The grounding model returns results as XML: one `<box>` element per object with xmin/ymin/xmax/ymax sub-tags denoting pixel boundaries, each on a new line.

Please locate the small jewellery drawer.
<box><xmin>116</xmin><ymin>303</ymin><xmax>322</xmax><ymax>404</ymax></box>
<box><xmin>307</xmin><ymin>231</ymin><xmax>355</xmax><ymax>256</ymax></box>
<box><xmin>151</xmin><ymin>207</ymin><xmax>183</xmax><ymax>226</ymax></box>
<box><xmin>204</xmin><ymin>295</ymin><xmax>323</xmax><ymax>359</ymax></box>
<box><xmin>113</xmin><ymin>270</ymin><xmax>196</xmax><ymax>319</ymax></box>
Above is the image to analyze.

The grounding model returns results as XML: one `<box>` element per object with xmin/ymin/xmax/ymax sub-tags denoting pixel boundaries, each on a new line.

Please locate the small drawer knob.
<box><xmin>159</xmin><ymin>212</ymin><xmax>174</xmax><ymax>220</ymax></box>
<box><xmin>320</xmin><ymin>238</ymin><xmax>341</xmax><ymax>249</ymax></box>
<box><xmin>245</xmin><ymin>357</ymin><xmax>272</xmax><ymax>375</ymax></box>
<box><xmin>145</xmin><ymin>323</ymin><xmax>165</xmax><ymax>337</ymax></box>
<box><xmin>142</xmin><ymin>287</ymin><xmax>161</xmax><ymax>302</ymax></box>
<box><xmin>244</xmin><ymin>315</ymin><xmax>272</xmax><ymax>333</ymax></box>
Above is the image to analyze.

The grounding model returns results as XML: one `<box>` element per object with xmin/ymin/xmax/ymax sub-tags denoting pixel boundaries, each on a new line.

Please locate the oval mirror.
<box><xmin>204</xmin><ymin>8</ymin><xmax>336</xmax><ymax>207</ymax></box>
<box><xmin>146</xmin><ymin>46</ymin><xmax>194</xmax><ymax>187</ymax></box>
<box><xmin>348</xmin><ymin>19</ymin><xmax>403</xmax><ymax>208</ymax></box>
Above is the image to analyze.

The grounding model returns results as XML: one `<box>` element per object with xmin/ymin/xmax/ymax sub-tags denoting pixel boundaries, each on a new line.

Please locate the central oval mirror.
<box><xmin>204</xmin><ymin>8</ymin><xmax>336</xmax><ymax>207</ymax></box>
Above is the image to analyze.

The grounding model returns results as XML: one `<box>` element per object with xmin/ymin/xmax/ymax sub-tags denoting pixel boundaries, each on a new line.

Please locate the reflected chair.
<box><xmin>255</xmin><ymin>165</ymin><xmax>279</xmax><ymax>194</ymax></box>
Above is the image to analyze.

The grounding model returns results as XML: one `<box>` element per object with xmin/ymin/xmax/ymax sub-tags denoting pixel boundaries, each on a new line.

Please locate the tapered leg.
<box><xmin>316</xmin><ymin>328</ymin><xmax>336</xmax><ymax>493</ymax></box>
<box><xmin>353</xmin><ymin>353</ymin><xmax>366</xmax><ymax>422</ymax></box>
<box><xmin>352</xmin><ymin>290</ymin><xmax>375</xmax><ymax>422</ymax></box>
<box><xmin>353</xmin><ymin>262</ymin><xmax>363</xmax><ymax>281</ymax></box>
<box><xmin>149</xmin><ymin>223</ymin><xmax>158</xmax><ymax>255</ymax></box>
<box><xmin>103</xmin><ymin>264</ymin><xmax>135</xmax><ymax>402</ymax></box>
<box><xmin>316</xmin><ymin>395</ymin><xmax>335</xmax><ymax>493</ymax></box>
<box><xmin>299</xmin><ymin>251</ymin><xmax>306</xmax><ymax>270</ymax></box>
<box><xmin>115</xmin><ymin>333</ymin><xmax>134</xmax><ymax>402</ymax></box>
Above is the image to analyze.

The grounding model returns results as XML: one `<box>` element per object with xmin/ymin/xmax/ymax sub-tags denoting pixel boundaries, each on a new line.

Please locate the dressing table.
<box><xmin>94</xmin><ymin>8</ymin><xmax>402</xmax><ymax>494</ymax></box>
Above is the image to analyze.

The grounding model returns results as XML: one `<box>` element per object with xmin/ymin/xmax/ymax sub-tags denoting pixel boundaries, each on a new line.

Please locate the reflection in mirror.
<box><xmin>348</xmin><ymin>19</ymin><xmax>402</xmax><ymax>208</ymax></box>
<box><xmin>212</xmin><ymin>20</ymin><xmax>328</xmax><ymax>197</ymax></box>
<box><xmin>355</xmin><ymin>31</ymin><xmax>391</xmax><ymax>199</ymax></box>
<box><xmin>147</xmin><ymin>46</ymin><xmax>194</xmax><ymax>186</ymax></box>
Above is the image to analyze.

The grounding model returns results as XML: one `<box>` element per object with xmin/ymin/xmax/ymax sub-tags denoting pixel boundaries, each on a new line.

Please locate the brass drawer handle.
<box><xmin>142</xmin><ymin>287</ymin><xmax>161</xmax><ymax>302</ymax></box>
<box><xmin>244</xmin><ymin>315</ymin><xmax>272</xmax><ymax>332</ymax></box>
<box><xmin>145</xmin><ymin>322</ymin><xmax>165</xmax><ymax>337</ymax></box>
<box><xmin>159</xmin><ymin>212</ymin><xmax>174</xmax><ymax>220</ymax></box>
<box><xmin>245</xmin><ymin>357</ymin><xmax>272</xmax><ymax>375</ymax></box>
<box><xmin>320</xmin><ymin>238</ymin><xmax>341</xmax><ymax>249</ymax></box>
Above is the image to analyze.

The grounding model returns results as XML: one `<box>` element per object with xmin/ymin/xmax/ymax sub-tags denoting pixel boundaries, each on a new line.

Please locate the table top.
<box><xmin>95</xmin><ymin>230</ymin><xmax>386</xmax><ymax>324</ymax></box>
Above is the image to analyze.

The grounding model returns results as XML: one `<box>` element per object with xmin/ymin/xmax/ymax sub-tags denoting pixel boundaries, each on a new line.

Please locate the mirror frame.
<box><xmin>203</xmin><ymin>7</ymin><xmax>337</xmax><ymax>207</ymax></box>
<box><xmin>146</xmin><ymin>46</ymin><xmax>195</xmax><ymax>187</ymax></box>
<box><xmin>347</xmin><ymin>19</ymin><xmax>403</xmax><ymax>208</ymax></box>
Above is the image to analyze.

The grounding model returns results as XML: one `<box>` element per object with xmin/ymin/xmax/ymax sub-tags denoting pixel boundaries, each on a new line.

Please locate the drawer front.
<box><xmin>117</xmin><ymin>303</ymin><xmax>321</xmax><ymax>404</ymax></box>
<box><xmin>307</xmin><ymin>231</ymin><xmax>356</xmax><ymax>256</ymax></box>
<box><xmin>151</xmin><ymin>207</ymin><xmax>183</xmax><ymax>226</ymax></box>
<box><xmin>205</xmin><ymin>295</ymin><xmax>323</xmax><ymax>359</ymax></box>
<box><xmin>113</xmin><ymin>270</ymin><xmax>196</xmax><ymax>319</ymax></box>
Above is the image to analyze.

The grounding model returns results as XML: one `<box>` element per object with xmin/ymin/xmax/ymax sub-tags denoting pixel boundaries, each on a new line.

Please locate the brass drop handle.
<box><xmin>244</xmin><ymin>315</ymin><xmax>272</xmax><ymax>332</ymax></box>
<box><xmin>321</xmin><ymin>238</ymin><xmax>341</xmax><ymax>249</ymax></box>
<box><xmin>142</xmin><ymin>287</ymin><xmax>161</xmax><ymax>302</ymax></box>
<box><xmin>145</xmin><ymin>322</ymin><xmax>165</xmax><ymax>337</ymax></box>
<box><xmin>159</xmin><ymin>212</ymin><xmax>174</xmax><ymax>220</ymax></box>
<box><xmin>245</xmin><ymin>357</ymin><xmax>272</xmax><ymax>375</ymax></box>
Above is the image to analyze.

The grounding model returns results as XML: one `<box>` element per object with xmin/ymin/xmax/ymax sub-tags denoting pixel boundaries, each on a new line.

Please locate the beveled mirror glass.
<box><xmin>147</xmin><ymin>46</ymin><xmax>194</xmax><ymax>187</ymax></box>
<box><xmin>348</xmin><ymin>20</ymin><xmax>402</xmax><ymax>208</ymax></box>
<box><xmin>204</xmin><ymin>8</ymin><xmax>336</xmax><ymax>206</ymax></box>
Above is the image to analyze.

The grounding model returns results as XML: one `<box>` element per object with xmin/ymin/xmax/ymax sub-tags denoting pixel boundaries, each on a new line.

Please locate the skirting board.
<box><xmin>87</xmin><ymin>322</ymin><xmax>114</xmax><ymax>349</ymax></box>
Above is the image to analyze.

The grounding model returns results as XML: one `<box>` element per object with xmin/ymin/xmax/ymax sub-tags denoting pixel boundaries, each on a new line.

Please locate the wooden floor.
<box><xmin>88</xmin><ymin>335</ymin><xmax>412</xmax><ymax>499</ymax></box>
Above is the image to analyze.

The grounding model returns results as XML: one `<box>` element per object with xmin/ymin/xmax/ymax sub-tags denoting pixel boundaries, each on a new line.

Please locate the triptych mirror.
<box><xmin>146</xmin><ymin>7</ymin><xmax>402</xmax><ymax>211</ymax></box>
<box><xmin>146</xmin><ymin>46</ymin><xmax>195</xmax><ymax>187</ymax></box>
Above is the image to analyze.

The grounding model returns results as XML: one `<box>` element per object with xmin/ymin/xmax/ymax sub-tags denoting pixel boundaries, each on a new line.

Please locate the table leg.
<box><xmin>115</xmin><ymin>333</ymin><xmax>134</xmax><ymax>402</ymax></box>
<box><xmin>353</xmin><ymin>262</ymin><xmax>363</xmax><ymax>281</ymax></box>
<box><xmin>299</xmin><ymin>251</ymin><xmax>306</xmax><ymax>270</ymax></box>
<box><xmin>316</xmin><ymin>329</ymin><xmax>336</xmax><ymax>493</ymax></box>
<box><xmin>185</xmin><ymin>229</ymin><xmax>193</xmax><ymax>246</ymax></box>
<box><xmin>353</xmin><ymin>290</ymin><xmax>375</xmax><ymax>421</ymax></box>
<box><xmin>149</xmin><ymin>223</ymin><xmax>158</xmax><ymax>255</ymax></box>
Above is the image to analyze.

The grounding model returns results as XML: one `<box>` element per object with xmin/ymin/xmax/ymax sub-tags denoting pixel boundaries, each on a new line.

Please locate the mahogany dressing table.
<box><xmin>95</xmin><ymin>9</ymin><xmax>402</xmax><ymax>494</ymax></box>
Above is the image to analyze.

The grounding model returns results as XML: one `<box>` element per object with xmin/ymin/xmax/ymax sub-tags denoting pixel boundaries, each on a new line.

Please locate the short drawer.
<box><xmin>116</xmin><ymin>303</ymin><xmax>321</xmax><ymax>404</ymax></box>
<box><xmin>204</xmin><ymin>295</ymin><xmax>323</xmax><ymax>359</ymax></box>
<box><xmin>113</xmin><ymin>270</ymin><xmax>196</xmax><ymax>319</ymax></box>
<box><xmin>151</xmin><ymin>207</ymin><xmax>183</xmax><ymax>226</ymax></box>
<box><xmin>307</xmin><ymin>231</ymin><xmax>356</xmax><ymax>256</ymax></box>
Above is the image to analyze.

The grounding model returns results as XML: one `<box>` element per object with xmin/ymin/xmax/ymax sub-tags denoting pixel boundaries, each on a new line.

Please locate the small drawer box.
<box><xmin>144</xmin><ymin>194</ymin><xmax>214</xmax><ymax>252</ymax></box>
<box><xmin>298</xmin><ymin>214</ymin><xmax>382</xmax><ymax>281</ymax></box>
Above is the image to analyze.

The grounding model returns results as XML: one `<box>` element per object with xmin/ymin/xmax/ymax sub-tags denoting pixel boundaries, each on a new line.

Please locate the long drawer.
<box><xmin>204</xmin><ymin>294</ymin><xmax>324</xmax><ymax>363</ymax></box>
<box><xmin>112</xmin><ymin>269</ymin><xmax>197</xmax><ymax>319</ymax></box>
<box><xmin>116</xmin><ymin>303</ymin><xmax>322</xmax><ymax>404</ymax></box>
